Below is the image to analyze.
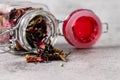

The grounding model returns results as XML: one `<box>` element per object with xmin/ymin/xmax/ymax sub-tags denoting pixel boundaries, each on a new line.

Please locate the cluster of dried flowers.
<box><xmin>9</xmin><ymin>7</ymin><xmax>70</xmax><ymax>63</ymax></box>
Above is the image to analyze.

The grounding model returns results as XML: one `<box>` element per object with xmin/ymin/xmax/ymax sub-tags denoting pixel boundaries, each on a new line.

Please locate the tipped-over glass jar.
<box><xmin>0</xmin><ymin>1</ymin><xmax>108</xmax><ymax>53</ymax></box>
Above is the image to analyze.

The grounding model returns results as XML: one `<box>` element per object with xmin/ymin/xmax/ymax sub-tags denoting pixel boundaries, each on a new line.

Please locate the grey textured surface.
<box><xmin>0</xmin><ymin>0</ymin><xmax>120</xmax><ymax>80</ymax></box>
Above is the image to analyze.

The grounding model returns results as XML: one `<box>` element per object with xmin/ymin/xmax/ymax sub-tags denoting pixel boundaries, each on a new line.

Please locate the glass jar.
<box><xmin>0</xmin><ymin>1</ymin><xmax>58</xmax><ymax>53</ymax></box>
<box><xmin>0</xmin><ymin>1</ymin><xmax>106</xmax><ymax>53</ymax></box>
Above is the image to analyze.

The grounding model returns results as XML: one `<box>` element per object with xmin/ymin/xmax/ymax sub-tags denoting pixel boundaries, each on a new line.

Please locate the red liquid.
<box><xmin>63</xmin><ymin>9</ymin><xmax>102</xmax><ymax>48</ymax></box>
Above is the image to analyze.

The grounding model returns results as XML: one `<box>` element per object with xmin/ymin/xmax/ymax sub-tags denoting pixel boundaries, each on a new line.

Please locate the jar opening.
<box><xmin>17</xmin><ymin>9</ymin><xmax>58</xmax><ymax>52</ymax></box>
<box><xmin>26</xmin><ymin>15</ymin><xmax>48</xmax><ymax>49</ymax></box>
<box><xmin>73</xmin><ymin>16</ymin><xmax>98</xmax><ymax>43</ymax></box>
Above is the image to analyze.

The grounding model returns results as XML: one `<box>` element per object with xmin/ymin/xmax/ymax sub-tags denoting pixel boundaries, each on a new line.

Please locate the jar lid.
<box><xmin>63</xmin><ymin>9</ymin><xmax>102</xmax><ymax>48</ymax></box>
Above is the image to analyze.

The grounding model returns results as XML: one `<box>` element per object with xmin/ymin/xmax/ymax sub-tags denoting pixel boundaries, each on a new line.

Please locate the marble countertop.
<box><xmin>0</xmin><ymin>0</ymin><xmax>120</xmax><ymax>80</ymax></box>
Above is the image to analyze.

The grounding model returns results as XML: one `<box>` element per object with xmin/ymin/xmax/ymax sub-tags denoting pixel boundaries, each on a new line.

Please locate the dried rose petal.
<box><xmin>26</xmin><ymin>54</ymin><xmax>43</xmax><ymax>63</ymax></box>
<box><xmin>25</xmin><ymin>54</ymin><xmax>30</xmax><ymax>59</ymax></box>
<box><xmin>39</xmin><ymin>42</ymin><xmax>45</xmax><ymax>49</ymax></box>
<box><xmin>37</xmin><ymin>57</ymin><xmax>43</xmax><ymax>62</ymax></box>
<box><xmin>26</xmin><ymin>56</ymin><xmax>37</xmax><ymax>63</ymax></box>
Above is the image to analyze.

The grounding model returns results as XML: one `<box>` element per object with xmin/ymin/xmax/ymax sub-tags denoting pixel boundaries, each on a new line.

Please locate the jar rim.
<box><xmin>16</xmin><ymin>9</ymin><xmax>58</xmax><ymax>52</ymax></box>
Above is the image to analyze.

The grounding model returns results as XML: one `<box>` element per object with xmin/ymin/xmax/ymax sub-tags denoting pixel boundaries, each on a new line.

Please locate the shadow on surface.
<box><xmin>1</xmin><ymin>43</ymin><xmax>120</xmax><ymax>56</ymax></box>
<box><xmin>55</xmin><ymin>43</ymin><xmax>120</xmax><ymax>54</ymax></box>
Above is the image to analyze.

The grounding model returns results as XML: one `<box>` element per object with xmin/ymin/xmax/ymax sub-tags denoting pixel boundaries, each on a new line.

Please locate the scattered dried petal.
<box><xmin>36</xmin><ymin>57</ymin><xmax>43</xmax><ymax>62</ymax></box>
<box><xmin>39</xmin><ymin>42</ymin><xmax>45</xmax><ymax>49</ymax></box>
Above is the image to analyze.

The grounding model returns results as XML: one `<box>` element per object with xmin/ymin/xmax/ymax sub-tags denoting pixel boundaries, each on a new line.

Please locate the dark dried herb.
<box><xmin>9</xmin><ymin>7</ymin><xmax>34</xmax><ymax>26</ymax></box>
<box><xmin>25</xmin><ymin>16</ymin><xmax>70</xmax><ymax>62</ymax></box>
<box><xmin>9</xmin><ymin>7</ymin><xmax>70</xmax><ymax>63</ymax></box>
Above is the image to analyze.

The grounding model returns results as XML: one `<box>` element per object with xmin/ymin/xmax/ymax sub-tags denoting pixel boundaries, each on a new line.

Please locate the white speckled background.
<box><xmin>0</xmin><ymin>0</ymin><xmax>120</xmax><ymax>80</ymax></box>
